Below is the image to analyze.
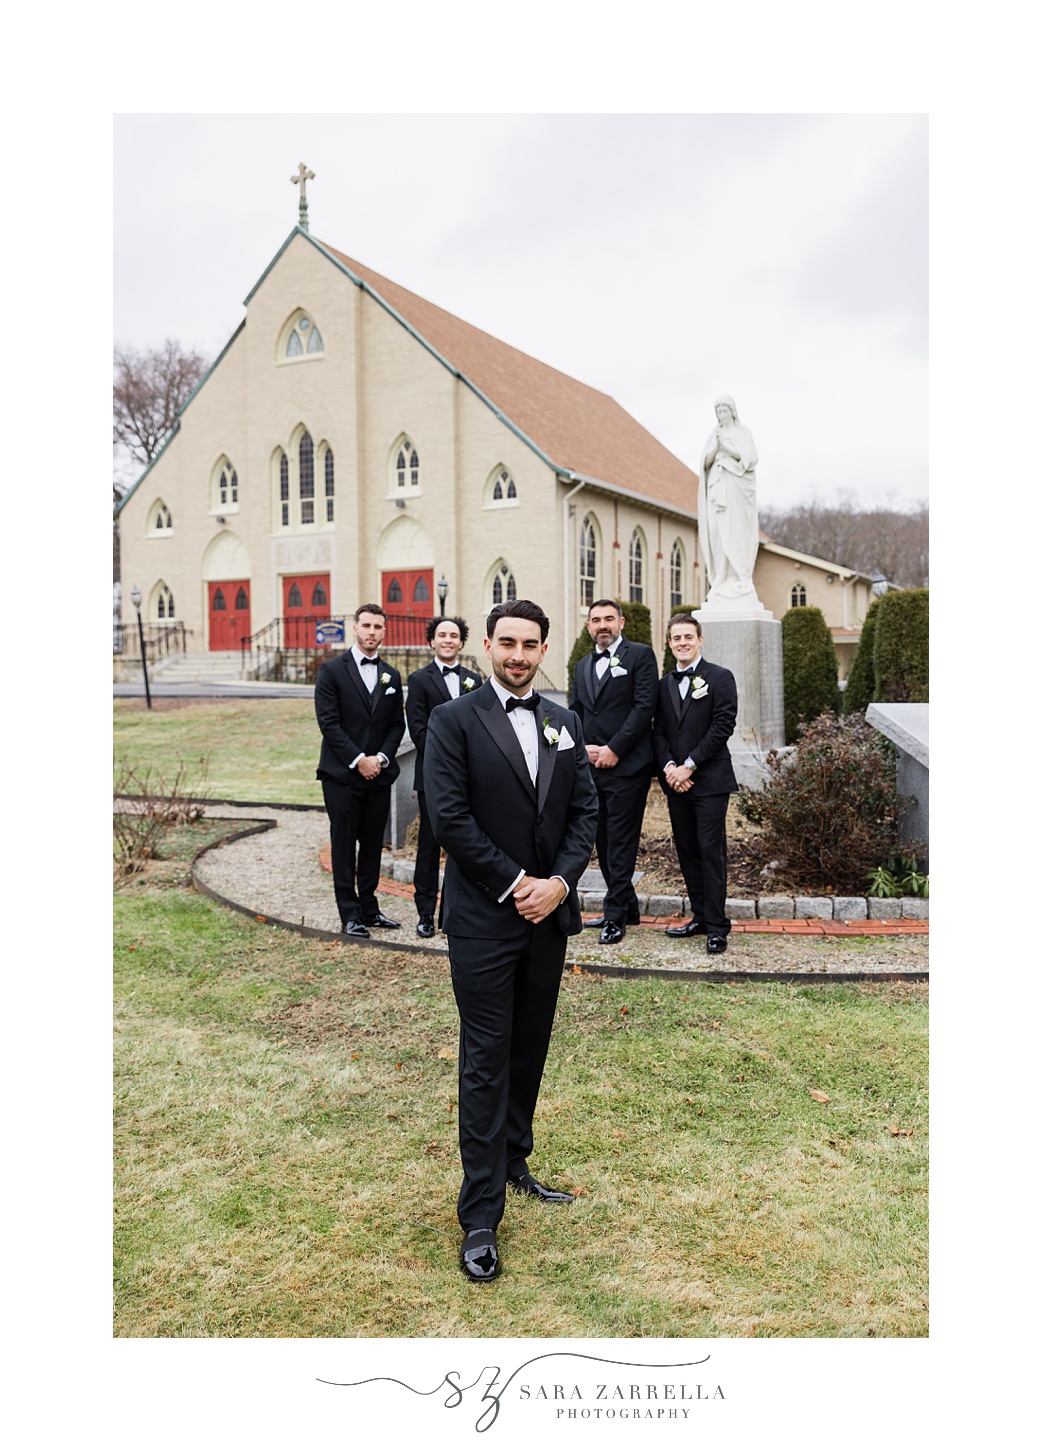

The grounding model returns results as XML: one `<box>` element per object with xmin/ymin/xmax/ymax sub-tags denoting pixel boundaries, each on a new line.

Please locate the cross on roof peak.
<box><xmin>291</xmin><ymin>162</ymin><xmax>315</xmax><ymax>232</ymax></box>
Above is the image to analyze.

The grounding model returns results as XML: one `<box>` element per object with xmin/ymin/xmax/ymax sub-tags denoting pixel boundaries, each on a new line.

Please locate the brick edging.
<box><xmin>372</xmin><ymin>852</ymin><xmax>929</xmax><ymax>922</ymax></box>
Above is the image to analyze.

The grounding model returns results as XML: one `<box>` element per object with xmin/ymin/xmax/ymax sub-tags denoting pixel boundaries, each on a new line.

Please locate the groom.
<box><xmin>424</xmin><ymin>600</ymin><xmax>598</xmax><ymax>1282</ymax></box>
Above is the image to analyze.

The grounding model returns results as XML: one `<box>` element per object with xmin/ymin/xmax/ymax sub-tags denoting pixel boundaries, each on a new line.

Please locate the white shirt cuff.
<box><xmin>498</xmin><ymin>869</ymin><xmax>526</xmax><ymax>903</ymax></box>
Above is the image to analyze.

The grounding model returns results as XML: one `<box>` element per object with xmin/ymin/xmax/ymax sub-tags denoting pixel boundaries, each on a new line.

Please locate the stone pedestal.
<box><xmin>866</xmin><ymin>703</ymin><xmax>929</xmax><ymax>867</ymax></box>
<box><xmin>695</xmin><ymin>613</ymin><xmax>785</xmax><ymax>788</ymax></box>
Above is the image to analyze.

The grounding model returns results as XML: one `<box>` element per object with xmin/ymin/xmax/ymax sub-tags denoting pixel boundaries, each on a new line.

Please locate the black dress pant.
<box><xmin>593</xmin><ymin>769</ymin><xmax>652</xmax><ymax>923</ymax></box>
<box><xmin>412</xmin><ymin>790</ymin><xmax>441</xmax><ymax>918</ymax></box>
<box><xmin>665</xmin><ymin>790</ymin><xmax>731</xmax><ymax>936</ymax></box>
<box><xmin>448</xmin><ymin>920</ymin><xmax>567</xmax><ymax>1231</ymax></box>
<box><xmin>321</xmin><ymin>776</ymin><xmax>391</xmax><ymax>924</ymax></box>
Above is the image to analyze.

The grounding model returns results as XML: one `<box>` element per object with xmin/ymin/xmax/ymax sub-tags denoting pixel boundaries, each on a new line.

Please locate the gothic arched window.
<box><xmin>579</xmin><ymin>514</ymin><xmax>598</xmax><ymax>609</ymax></box>
<box><xmin>324</xmin><ymin>448</ymin><xmax>335</xmax><ymax>523</ymax></box>
<box><xmin>670</xmin><ymin>539</ymin><xmax>685</xmax><ymax>609</ymax></box>
<box><xmin>285</xmin><ymin>313</ymin><xmax>324</xmax><ymax>358</ymax></box>
<box><xmin>628</xmin><ymin>529</ymin><xmax>645</xmax><ymax>604</ymax></box>
<box><xmin>791</xmin><ymin>583</ymin><xmax>807</xmax><ymax>608</ymax></box>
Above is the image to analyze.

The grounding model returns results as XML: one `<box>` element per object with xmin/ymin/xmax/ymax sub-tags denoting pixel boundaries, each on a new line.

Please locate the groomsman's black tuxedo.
<box><xmin>405</xmin><ymin>658</ymin><xmax>484</xmax><ymax>919</ymax></box>
<box><xmin>652</xmin><ymin>656</ymin><xmax>739</xmax><ymax>937</ymax></box>
<box><xmin>569</xmin><ymin>636</ymin><xmax>658</xmax><ymax>925</ymax></box>
<box><xmin>315</xmin><ymin>650</ymin><xmax>406</xmax><ymax>924</ymax></box>
<box><xmin>424</xmin><ymin>680</ymin><xmax>598</xmax><ymax>1231</ymax></box>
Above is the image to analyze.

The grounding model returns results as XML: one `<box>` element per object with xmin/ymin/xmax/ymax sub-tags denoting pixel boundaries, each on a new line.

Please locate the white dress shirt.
<box><xmin>487</xmin><ymin>676</ymin><xmax>567</xmax><ymax>905</ymax></box>
<box><xmin>668</xmin><ymin>652</ymin><xmax>702</xmax><ymax>770</ymax></box>
<box><xmin>593</xmin><ymin>634</ymin><xmax>624</xmax><ymax>679</ymax></box>
<box><xmin>348</xmin><ymin>645</ymin><xmax>387</xmax><ymax>770</ymax></box>
<box><xmin>437</xmin><ymin>659</ymin><xmax>461</xmax><ymax>699</ymax></box>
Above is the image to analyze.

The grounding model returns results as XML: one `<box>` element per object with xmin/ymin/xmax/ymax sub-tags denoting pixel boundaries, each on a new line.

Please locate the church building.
<box><xmin>116</xmin><ymin>200</ymin><xmax>871</xmax><ymax>686</ymax></box>
<box><xmin>116</xmin><ymin>214</ymin><xmax>708</xmax><ymax>689</ymax></box>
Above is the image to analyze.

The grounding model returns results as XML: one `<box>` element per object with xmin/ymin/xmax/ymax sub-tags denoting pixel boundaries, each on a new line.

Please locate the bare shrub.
<box><xmin>113</xmin><ymin>754</ymin><xmax>210</xmax><ymax>873</ymax></box>
<box><xmin>737</xmin><ymin>712</ymin><xmax>920</xmax><ymax>895</ymax></box>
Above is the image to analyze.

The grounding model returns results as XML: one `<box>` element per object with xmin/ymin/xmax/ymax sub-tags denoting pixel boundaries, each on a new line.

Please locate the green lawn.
<box><xmin>114</xmin><ymin>826</ymin><xmax>928</xmax><ymax>1339</ymax></box>
<box><xmin>114</xmin><ymin>699</ymin><xmax>322</xmax><ymax>804</ymax></box>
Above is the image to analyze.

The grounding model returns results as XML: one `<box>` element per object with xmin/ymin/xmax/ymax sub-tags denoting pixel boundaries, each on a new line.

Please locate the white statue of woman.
<box><xmin>698</xmin><ymin>394</ymin><xmax>761</xmax><ymax>607</ymax></box>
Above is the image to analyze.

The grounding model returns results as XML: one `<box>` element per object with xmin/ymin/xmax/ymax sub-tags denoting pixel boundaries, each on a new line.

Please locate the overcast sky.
<box><xmin>114</xmin><ymin>113</ymin><xmax>926</xmax><ymax>511</ymax></box>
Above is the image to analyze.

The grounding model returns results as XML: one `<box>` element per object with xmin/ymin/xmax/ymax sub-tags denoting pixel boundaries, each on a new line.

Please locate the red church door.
<box><xmin>208</xmin><ymin>580</ymin><xmax>251</xmax><ymax>651</ymax></box>
<box><xmin>381</xmin><ymin>569</ymin><xmax>433</xmax><ymax>645</ymax></box>
<box><xmin>283</xmin><ymin>573</ymin><xmax>331</xmax><ymax>648</ymax></box>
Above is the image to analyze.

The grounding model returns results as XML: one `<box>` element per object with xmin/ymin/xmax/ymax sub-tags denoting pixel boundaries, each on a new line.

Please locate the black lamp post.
<box><xmin>436</xmin><ymin>575</ymin><xmax>449</xmax><ymax>617</ymax></box>
<box><xmin>130</xmin><ymin>585</ymin><xmax>153</xmax><ymax>709</ymax></box>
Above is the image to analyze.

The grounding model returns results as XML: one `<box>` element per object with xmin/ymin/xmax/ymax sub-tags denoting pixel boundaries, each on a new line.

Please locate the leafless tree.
<box><xmin>113</xmin><ymin>339</ymin><xmax>209</xmax><ymax>484</ymax></box>
<box><xmin>760</xmin><ymin>491</ymin><xmax>928</xmax><ymax>587</ymax></box>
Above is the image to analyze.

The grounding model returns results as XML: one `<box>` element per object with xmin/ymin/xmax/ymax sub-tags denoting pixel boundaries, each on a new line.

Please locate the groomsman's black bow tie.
<box><xmin>505</xmin><ymin>694</ymin><xmax>540</xmax><ymax>713</ymax></box>
<box><xmin>674</xmin><ymin>668</ymin><xmax>694</xmax><ymax>680</ymax></box>
<box><xmin>441</xmin><ymin>665</ymin><xmax>460</xmax><ymax>675</ymax></box>
<box><xmin>360</xmin><ymin>658</ymin><xmax>377</xmax><ymax>668</ymax></box>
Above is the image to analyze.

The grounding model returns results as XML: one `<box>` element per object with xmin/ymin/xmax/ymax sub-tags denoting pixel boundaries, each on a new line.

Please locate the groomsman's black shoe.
<box><xmin>665</xmin><ymin>918</ymin><xmax>707</xmax><ymax>938</ymax></box>
<box><xmin>340</xmin><ymin>919</ymin><xmax>371</xmax><ymax>939</ymax></box>
<box><xmin>460</xmin><ymin>1228</ymin><xmax>501</xmax><ymax>1282</ymax></box>
<box><xmin>507</xmin><ymin>1171</ymin><xmax>575</xmax><ymax>1204</ymax></box>
<box><xmin>364</xmin><ymin>912</ymin><xmax>400</xmax><ymax>930</ymax></box>
<box><xmin>416</xmin><ymin>916</ymin><xmax>437</xmax><ymax>939</ymax></box>
<box><xmin>599</xmin><ymin>920</ymin><xmax>625</xmax><ymax>945</ymax></box>
<box><xmin>706</xmin><ymin>934</ymin><xmax>728</xmax><ymax>954</ymax></box>
<box><xmin>585</xmin><ymin>908</ymin><xmax>641</xmax><ymax>931</ymax></box>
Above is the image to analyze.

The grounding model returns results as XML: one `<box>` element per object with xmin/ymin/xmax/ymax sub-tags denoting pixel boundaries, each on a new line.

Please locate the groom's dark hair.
<box><xmin>486</xmin><ymin>599</ymin><xmax>550</xmax><ymax>643</ymax></box>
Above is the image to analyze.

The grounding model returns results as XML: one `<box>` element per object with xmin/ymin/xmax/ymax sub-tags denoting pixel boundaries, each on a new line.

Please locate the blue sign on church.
<box><xmin>314</xmin><ymin>620</ymin><xmax>345</xmax><ymax>646</ymax></box>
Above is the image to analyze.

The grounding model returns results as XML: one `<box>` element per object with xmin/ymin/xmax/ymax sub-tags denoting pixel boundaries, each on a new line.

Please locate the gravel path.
<box><xmin>191</xmin><ymin>807</ymin><xmax>929</xmax><ymax>979</ymax></box>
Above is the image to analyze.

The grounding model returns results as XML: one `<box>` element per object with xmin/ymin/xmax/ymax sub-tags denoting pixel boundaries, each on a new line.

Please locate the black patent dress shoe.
<box><xmin>416</xmin><ymin>916</ymin><xmax>436</xmax><ymax>938</ymax></box>
<box><xmin>706</xmin><ymin>934</ymin><xmax>728</xmax><ymax>954</ymax></box>
<box><xmin>507</xmin><ymin>1171</ymin><xmax>575</xmax><ymax>1204</ymax></box>
<box><xmin>364</xmin><ymin>912</ymin><xmax>400</xmax><ymax>930</ymax></box>
<box><xmin>664</xmin><ymin>918</ymin><xmax>707</xmax><ymax>938</ymax></box>
<box><xmin>460</xmin><ymin>1228</ymin><xmax>501</xmax><ymax>1282</ymax></box>
<box><xmin>340</xmin><ymin>920</ymin><xmax>371</xmax><ymax>939</ymax></box>
<box><xmin>599</xmin><ymin>920</ymin><xmax>625</xmax><ymax>945</ymax></box>
<box><xmin>585</xmin><ymin>908</ymin><xmax>641</xmax><ymax>930</ymax></box>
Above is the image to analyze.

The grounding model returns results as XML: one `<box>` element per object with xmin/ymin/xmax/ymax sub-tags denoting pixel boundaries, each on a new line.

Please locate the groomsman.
<box><xmin>424</xmin><ymin>600</ymin><xmax>598</xmax><ymax>1282</ymax></box>
<box><xmin>406</xmin><ymin>616</ymin><xmax>483</xmax><ymax>938</ymax></box>
<box><xmin>652</xmin><ymin>613</ymin><xmax>738</xmax><ymax>954</ymax></box>
<box><xmin>568</xmin><ymin>599</ymin><xmax>658</xmax><ymax>944</ymax></box>
<box><xmin>314</xmin><ymin>603</ymin><xmax>406</xmax><ymax>939</ymax></box>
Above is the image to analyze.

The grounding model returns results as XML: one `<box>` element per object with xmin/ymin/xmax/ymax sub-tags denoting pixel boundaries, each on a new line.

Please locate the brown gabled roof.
<box><xmin>321</xmin><ymin>241</ymin><xmax>699</xmax><ymax>515</ymax></box>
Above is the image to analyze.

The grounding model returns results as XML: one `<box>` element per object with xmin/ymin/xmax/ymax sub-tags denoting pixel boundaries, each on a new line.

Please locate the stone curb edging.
<box><xmin>187</xmin><ymin>824</ymin><xmax>928</xmax><ymax>983</ymax></box>
<box><xmin>377</xmin><ymin>853</ymin><xmax>929</xmax><ymax>921</ymax></box>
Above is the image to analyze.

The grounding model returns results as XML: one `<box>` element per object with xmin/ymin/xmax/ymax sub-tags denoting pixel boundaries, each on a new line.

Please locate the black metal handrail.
<box><xmin>239</xmin><ymin>614</ymin><xmax>557</xmax><ymax>689</ymax></box>
<box><xmin>113</xmin><ymin>621</ymin><xmax>190</xmax><ymax>661</ymax></box>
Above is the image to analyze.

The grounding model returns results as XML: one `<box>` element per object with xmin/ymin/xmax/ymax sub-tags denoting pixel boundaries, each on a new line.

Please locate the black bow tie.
<box><xmin>359</xmin><ymin>657</ymin><xmax>377</xmax><ymax>668</ymax></box>
<box><xmin>505</xmin><ymin>693</ymin><xmax>540</xmax><ymax>713</ymax></box>
<box><xmin>674</xmin><ymin>668</ymin><xmax>694</xmax><ymax>680</ymax></box>
<box><xmin>440</xmin><ymin>665</ymin><xmax>460</xmax><ymax>675</ymax></box>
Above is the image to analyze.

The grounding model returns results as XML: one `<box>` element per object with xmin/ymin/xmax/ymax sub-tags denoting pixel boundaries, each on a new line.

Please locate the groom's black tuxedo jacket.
<box><xmin>405</xmin><ymin>659</ymin><xmax>484</xmax><ymax>792</ymax></box>
<box><xmin>314</xmin><ymin>651</ymin><xmax>406</xmax><ymax>786</ymax></box>
<box><xmin>568</xmin><ymin>636</ymin><xmax>658</xmax><ymax>777</ymax></box>
<box><xmin>424</xmin><ymin>681</ymin><xmax>598</xmax><ymax>941</ymax></box>
<box><xmin>652</xmin><ymin>657</ymin><xmax>739</xmax><ymax>797</ymax></box>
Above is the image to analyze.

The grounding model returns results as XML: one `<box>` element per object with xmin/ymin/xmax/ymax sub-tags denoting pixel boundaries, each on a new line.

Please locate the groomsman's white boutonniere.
<box><xmin>691</xmin><ymin>675</ymin><xmax>709</xmax><ymax>700</ymax></box>
<box><xmin>380</xmin><ymin>672</ymin><xmax>391</xmax><ymax>686</ymax></box>
<box><xmin>542</xmin><ymin>716</ymin><xmax>560</xmax><ymax>746</ymax></box>
<box><xmin>463</xmin><ymin>677</ymin><xmax>476</xmax><ymax>691</ymax></box>
<box><xmin>608</xmin><ymin>654</ymin><xmax>622</xmax><ymax>670</ymax></box>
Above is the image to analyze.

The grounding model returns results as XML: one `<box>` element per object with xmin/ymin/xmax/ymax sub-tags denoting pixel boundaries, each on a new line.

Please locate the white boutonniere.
<box><xmin>542</xmin><ymin>716</ymin><xmax>560</xmax><ymax>746</ymax></box>
<box><xmin>608</xmin><ymin>655</ymin><xmax>622</xmax><ymax>670</ymax></box>
<box><xmin>380</xmin><ymin>672</ymin><xmax>391</xmax><ymax>686</ymax></box>
<box><xmin>463</xmin><ymin>677</ymin><xmax>476</xmax><ymax>691</ymax></box>
<box><xmin>691</xmin><ymin>675</ymin><xmax>709</xmax><ymax>699</ymax></box>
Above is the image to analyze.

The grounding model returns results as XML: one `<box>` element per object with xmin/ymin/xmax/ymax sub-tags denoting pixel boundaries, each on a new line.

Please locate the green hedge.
<box><xmin>842</xmin><ymin>595</ymin><xmax>882</xmax><ymax>714</ymax></box>
<box><xmin>844</xmin><ymin>588</ymin><xmax>929</xmax><ymax>711</ymax></box>
<box><xmin>782</xmin><ymin>605</ymin><xmax>841</xmax><ymax>744</ymax></box>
